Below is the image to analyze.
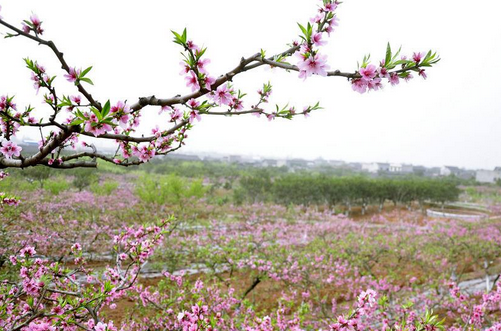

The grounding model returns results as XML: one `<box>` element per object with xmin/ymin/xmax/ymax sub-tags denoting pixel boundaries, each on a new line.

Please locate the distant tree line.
<box><xmin>235</xmin><ymin>175</ymin><xmax>460</xmax><ymax>213</ymax></box>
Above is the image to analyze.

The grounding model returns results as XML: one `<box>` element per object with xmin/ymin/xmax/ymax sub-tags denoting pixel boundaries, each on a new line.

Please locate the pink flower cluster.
<box><xmin>84</xmin><ymin>113</ymin><xmax>112</xmax><ymax>137</ymax></box>
<box><xmin>0</xmin><ymin>95</ymin><xmax>21</xmax><ymax>137</ymax></box>
<box><xmin>64</xmin><ymin>67</ymin><xmax>81</xmax><ymax>83</ymax></box>
<box><xmin>22</xmin><ymin>14</ymin><xmax>44</xmax><ymax>35</ymax></box>
<box><xmin>180</xmin><ymin>40</ymin><xmax>216</xmax><ymax>92</ymax></box>
<box><xmin>131</xmin><ymin>144</ymin><xmax>156</xmax><ymax>162</ymax></box>
<box><xmin>110</xmin><ymin>101</ymin><xmax>131</xmax><ymax>129</ymax></box>
<box><xmin>293</xmin><ymin>1</ymin><xmax>339</xmax><ymax>80</ymax></box>
<box><xmin>296</xmin><ymin>45</ymin><xmax>330</xmax><ymax>80</ymax></box>
<box><xmin>351</xmin><ymin>64</ymin><xmax>384</xmax><ymax>94</ymax></box>
<box><xmin>0</xmin><ymin>141</ymin><xmax>22</xmax><ymax>159</ymax></box>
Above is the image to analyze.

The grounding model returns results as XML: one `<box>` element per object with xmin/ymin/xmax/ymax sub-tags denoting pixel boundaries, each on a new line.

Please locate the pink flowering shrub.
<box><xmin>0</xmin><ymin>219</ymin><xmax>172</xmax><ymax>331</ymax></box>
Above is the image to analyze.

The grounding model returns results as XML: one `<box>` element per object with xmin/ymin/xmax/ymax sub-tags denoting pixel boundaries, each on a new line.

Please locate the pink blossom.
<box><xmin>20</xmin><ymin>246</ymin><xmax>36</xmax><ymax>257</ymax></box>
<box><xmin>27</xmin><ymin>116</ymin><xmax>38</xmax><ymax>124</ymax></box>
<box><xmin>230</xmin><ymin>97</ymin><xmax>244</xmax><ymax>111</ymax></box>
<box><xmin>29</xmin><ymin>14</ymin><xmax>44</xmax><ymax>35</ymax></box>
<box><xmin>71</xmin><ymin>243</ymin><xmax>82</xmax><ymax>251</ymax></box>
<box><xmin>187</xmin><ymin>98</ymin><xmax>200</xmax><ymax>108</ymax></box>
<box><xmin>179</xmin><ymin>62</ymin><xmax>190</xmax><ymax>76</ymax></box>
<box><xmin>132</xmin><ymin>144</ymin><xmax>155</xmax><ymax>162</ymax></box>
<box><xmin>0</xmin><ymin>141</ymin><xmax>22</xmax><ymax>159</ymax></box>
<box><xmin>30</xmin><ymin>14</ymin><xmax>40</xmax><ymax>26</ymax></box>
<box><xmin>84</xmin><ymin>115</ymin><xmax>112</xmax><ymax>137</ymax></box>
<box><xmin>325</xmin><ymin>2</ymin><xmax>337</xmax><ymax>12</ymax></box>
<box><xmin>158</xmin><ymin>105</ymin><xmax>172</xmax><ymax>115</ymax></box>
<box><xmin>351</xmin><ymin>78</ymin><xmax>367</xmax><ymax>94</ymax></box>
<box><xmin>111</xmin><ymin>101</ymin><xmax>131</xmax><ymax>128</ymax></box>
<box><xmin>20</xmin><ymin>22</ymin><xmax>30</xmax><ymax>34</ymax></box>
<box><xmin>389</xmin><ymin>72</ymin><xmax>400</xmax><ymax>86</ymax></box>
<box><xmin>403</xmin><ymin>72</ymin><xmax>414</xmax><ymax>82</ymax></box>
<box><xmin>186</xmin><ymin>40</ymin><xmax>199</xmax><ymax>52</ymax></box>
<box><xmin>312</xmin><ymin>33</ymin><xmax>327</xmax><ymax>47</ymax></box>
<box><xmin>27</xmin><ymin>321</ymin><xmax>55</xmax><ymax>331</ymax></box>
<box><xmin>0</xmin><ymin>5</ymin><xmax>3</xmax><ymax>20</ymax></box>
<box><xmin>357</xmin><ymin>289</ymin><xmax>377</xmax><ymax>309</ymax></box>
<box><xmin>413</xmin><ymin>51</ymin><xmax>425</xmax><ymax>63</ymax></box>
<box><xmin>367</xmin><ymin>77</ymin><xmax>383</xmax><ymax>91</ymax></box>
<box><xmin>310</xmin><ymin>14</ymin><xmax>322</xmax><ymax>24</ymax></box>
<box><xmin>94</xmin><ymin>322</ymin><xmax>107</xmax><ymax>331</ymax></box>
<box><xmin>185</xmin><ymin>70</ymin><xmax>200</xmax><ymax>91</ymax></box>
<box><xmin>189</xmin><ymin>109</ymin><xmax>201</xmax><ymax>123</ymax></box>
<box><xmin>378</xmin><ymin>67</ymin><xmax>389</xmax><ymax>79</ymax></box>
<box><xmin>297</xmin><ymin>53</ymin><xmax>330</xmax><ymax>79</ymax></box>
<box><xmin>196</xmin><ymin>58</ymin><xmax>211</xmax><ymax>74</ymax></box>
<box><xmin>152</xmin><ymin>126</ymin><xmax>161</xmax><ymax>137</ymax></box>
<box><xmin>64</xmin><ymin>67</ymin><xmax>81</xmax><ymax>83</ymax></box>
<box><xmin>359</xmin><ymin>64</ymin><xmax>377</xmax><ymax>81</ymax></box>
<box><xmin>213</xmin><ymin>84</ymin><xmax>233</xmax><ymax>106</ymax></box>
<box><xmin>170</xmin><ymin>107</ymin><xmax>184</xmax><ymax>122</ymax></box>
<box><xmin>419</xmin><ymin>69</ymin><xmax>427</xmax><ymax>79</ymax></box>
<box><xmin>325</xmin><ymin>16</ymin><xmax>339</xmax><ymax>35</ymax></box>
<box><xmin>0</xmin><ymin>95</ymin><xmax>16</xmax><ymax>110</ymax></box>
<box><xmin>204</xmin><ymin>76</ymin><xmax>216</xmax><ymax>90</ymax></box>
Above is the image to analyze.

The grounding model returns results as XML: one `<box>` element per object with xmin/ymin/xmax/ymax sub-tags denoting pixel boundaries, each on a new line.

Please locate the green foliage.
<box><xmin>135</xmin><ymin>174</ymin><xmax>207</xmax><ymax>205</ymax></box>
<box><xmin>234</xmin><ymin>170</ymin><xmax>273</xmax><ymax>204</ymax></box>
<box><xmin>71</xmin><ymin>169</ymin><xmax>99</xmax><ymax>191</ymax></box>
<box><xmin>44</xmin><ymin>177</ymin><xmax>70</xmax><ymax>195</ymax></box>
<box><xmin>239</xmin><ymin>174</ymin><xmax>460</xmax><ymax>209</ymax></box>
<box><xmin>89</xmin><ymin>180</ymin><xmax>119</xmax><ymax>196</ymax></box>
<box><xmin>0</xmin><ymin>174</ymin><xmax>37</xmax><ymax>192</ymax></box>
<box><xmin>21</xmin><ymin>166</ymin><xmax>53</xmax><ymax>189</ymax></box>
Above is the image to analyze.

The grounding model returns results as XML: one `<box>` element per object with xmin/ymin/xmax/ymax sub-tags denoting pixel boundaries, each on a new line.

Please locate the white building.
<box><xmin>440</xmin><ymin>166</ymin><xmax>461</xmax><ymax>177</ymax></box>
<box><xmin>476</xmin><ymin>169</ymin><xmax>501</xmax><ymax>184</ymax></box>
<box><xmin>389</xmin><ymin>163</ymin><xmax>414</xmax><ymax>173</ymax></box>
<box><xmin>362</xmin><ymin>162</ymin><xmax>390</xmax><ymax>174</ymax></box>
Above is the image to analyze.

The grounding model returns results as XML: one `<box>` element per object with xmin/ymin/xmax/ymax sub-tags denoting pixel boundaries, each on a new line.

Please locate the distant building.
<box><xmin>389</xmin><ymin>163</ymin><xmax>414</xmax><ymax>173</ymax></box>
<box><xmin>476</xmin><ymin>169</ymin><xmax>501</xmax><ymax>184</ymax></box>
<box><xmin>362</xmin><ymin>162</ymin><xmax>390</xmax><ymax>174</ymax></box>
<box><xmin>440</xmin><ymin>166</ymin><xmax>461</xmax><ymax>177</ymax></box>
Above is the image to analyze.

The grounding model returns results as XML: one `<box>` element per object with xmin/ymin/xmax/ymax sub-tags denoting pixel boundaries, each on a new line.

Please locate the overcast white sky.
<box><xmin>1</xmin><ymin>0</ymin><xmax>500</xmax><ymax>169</ymax></box>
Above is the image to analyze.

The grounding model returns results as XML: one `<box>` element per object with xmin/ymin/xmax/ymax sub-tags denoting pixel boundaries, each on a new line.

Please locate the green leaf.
<box><xmin>79</xmin><ymin>77</ymin><xmax>94</xmax><ymax>85</ymax></box>
<box><xmin>182</xmin><ymin>28</ymin><xmax>187</xmax><ymax>43</ymax></box>
<box><xmin>81</xmin><ymin>66</ymin><xmax>93</xmax><ymax>77</ymax></box>
<box><xmin>70</xmin><ymin>119</ymin><xmax>84</xmax><ymax>126</ymax></box>
<box><xmin>101</xmin><ymin>100</ymin><xmax>111</xmax><ymax>118</ymax></box>
<box><xmin>75</xmin><ymin>109</ymin><xmax>86</xmax><ymax>119</ymax></box>
<box><xmin>385</xmin><ymin>42</ymin><xmax>392</xmax><ymax>67</ymax></box>
<box><xmin>90</xmin><ymin>106</ymin><xmax>102</xmax><ymax>120</ymax></box>
<box><xmin>297</xmin><ymin>23</ymin><xmax>307</xmax><ymax>36</ymax></box>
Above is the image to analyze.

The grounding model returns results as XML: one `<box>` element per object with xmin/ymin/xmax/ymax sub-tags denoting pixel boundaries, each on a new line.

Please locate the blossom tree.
<box><xmin>0</xmin><ymin>1</ymin><xmax>439</xmax><ymax>169</ymax></box>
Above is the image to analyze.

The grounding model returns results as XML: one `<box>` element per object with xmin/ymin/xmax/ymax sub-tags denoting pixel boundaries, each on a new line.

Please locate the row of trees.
<box><xmin>236</xmin><ymin>175</ymin><xmax>460</xmax><ymax>213</ymax></box>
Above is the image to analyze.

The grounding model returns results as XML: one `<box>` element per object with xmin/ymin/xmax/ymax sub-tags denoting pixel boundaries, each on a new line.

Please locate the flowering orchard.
<box><xmin>2</xmin><ymin>173</ymin><xmax>501</xmax><ymax>330</ymax></box>
<box><xmin>0</xmin><ymin>1</ymin><xmax>438</xmax><ymax>169</ymax></box>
